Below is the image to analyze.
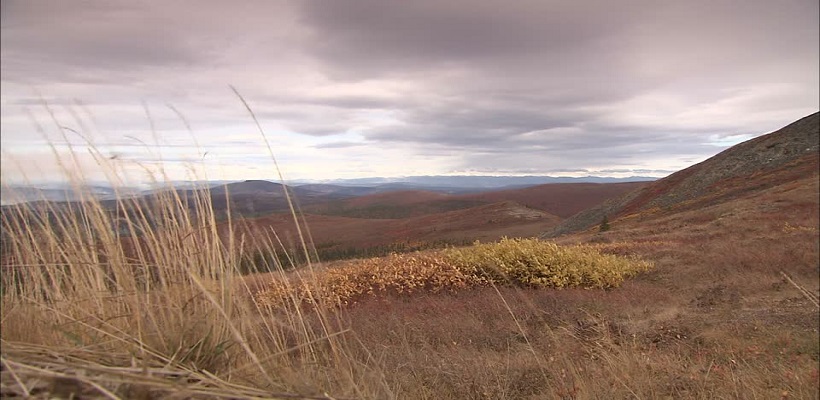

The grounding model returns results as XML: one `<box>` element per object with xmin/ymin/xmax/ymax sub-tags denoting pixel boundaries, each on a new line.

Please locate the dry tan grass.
<box><xmin>5</xmin><ymin>169</ymin><xmax>817</xmax><ymax>399</ymax></box>
<box><xmin>1</xmin><ymin>98</ymin><xmax>386</xmax><ymax>399</ymax></box>
<box><xmin>321</xmin><ymin>167</ymin><xmax>819</xmax><ymax>399</ymax></box>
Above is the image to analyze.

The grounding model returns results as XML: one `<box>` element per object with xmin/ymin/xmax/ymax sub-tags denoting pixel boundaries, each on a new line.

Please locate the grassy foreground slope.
<box><xmin>0</xmin><ymin>180</ymin><xmax>657</xmax><ymax>399</ymax></box>
<box><xmin>249</xmin><ymin>173</ymin><xmax>818</xmax><ymax>399</ymax></box>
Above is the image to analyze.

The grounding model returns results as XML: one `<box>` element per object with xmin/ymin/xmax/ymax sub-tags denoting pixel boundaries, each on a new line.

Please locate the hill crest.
<box><xmin>546</xmin><ymin>112</ymin><xmax>820</xmax><ymax>236</ymax></box>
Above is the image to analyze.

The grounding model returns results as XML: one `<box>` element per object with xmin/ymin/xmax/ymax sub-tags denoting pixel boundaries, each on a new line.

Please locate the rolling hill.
<box><xmin>225</xmin><ymin>200</ymin><xmax>561</xmax><ymax>261</ymax></box>
<box><xmin>457</xmin><ymin>181</ymin><xmax>648</xmax><ymax>218</ymax></box>
<box><xmin>216</xmin><ymin>178</ymin><xmax>649</xmax><ymax>262</ymax></box>
<box><xmin>302</xmin><ymin>182</ymin><xmax>648</xmax><ymax>220</ymax></box>
<box><xmin>546</xmin><ymin>111</ymin><xmax>820</xmax><ymax>236</ymax></box>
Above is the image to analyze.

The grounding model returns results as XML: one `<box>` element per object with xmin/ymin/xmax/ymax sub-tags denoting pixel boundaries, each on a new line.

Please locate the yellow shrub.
<box><xmin>255</xmin><ymin>252</ymin><xmax>480</xmax><ymax>307</ymax></box>
<box><xmin>256</xmin><ymin>238</ymin><xmax>653</xmax><ymax>307</ymax></box>
<box><xmin>443</xmin><ymin>237</ymin><xmax>653</xmax><ymax>289</ymax></box>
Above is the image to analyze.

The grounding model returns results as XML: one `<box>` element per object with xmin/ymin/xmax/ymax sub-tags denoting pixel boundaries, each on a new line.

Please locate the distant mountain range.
<box><xmin>1</xmin><ymin>175</ymin><xmax>656</xmax><ymax>205</ymax></box>
<box><xmin>0</xmin><ymin>184</ymin><xmax>134</xmax><ymax>206</ymax></box>
<box><xmin>288</xmin><ymin>175</ymin><xmax>658</xmax><ymax>189</ymax></box>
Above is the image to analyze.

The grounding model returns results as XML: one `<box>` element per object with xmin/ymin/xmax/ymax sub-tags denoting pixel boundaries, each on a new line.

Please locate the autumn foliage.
<box><xmin>256</xmin><ymin>238</ymin><xmax>653</xmax><ymax>307</ymax></box>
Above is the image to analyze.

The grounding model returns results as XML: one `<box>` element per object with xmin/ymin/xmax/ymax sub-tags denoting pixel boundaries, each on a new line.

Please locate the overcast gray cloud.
<box><xmin>1</xmin><ymin>0</ymin><xmax>817</xmax><ymax>185</ymax></box>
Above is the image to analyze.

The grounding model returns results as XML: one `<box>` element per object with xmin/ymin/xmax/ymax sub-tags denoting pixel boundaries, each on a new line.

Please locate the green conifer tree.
<box><xmin>599</xmin><ymin>215</ymin><xmax>611</xmax><ymax>232</ymax></box>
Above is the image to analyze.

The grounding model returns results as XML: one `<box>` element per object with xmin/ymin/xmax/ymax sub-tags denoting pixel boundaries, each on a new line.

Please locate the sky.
<box><xmin>1</xmin><ymin>0</ymin><xmax>818</xmax><ymax>186</ymax></box>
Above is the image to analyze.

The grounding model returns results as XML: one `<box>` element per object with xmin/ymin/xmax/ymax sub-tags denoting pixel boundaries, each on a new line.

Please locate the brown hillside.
<box><xmin>548</xmin><ymin>112</ymin><xmax>820</xmax><ymax>236</ymax></box>
<box><xmin>304</xmin><ymin>182</ymin><xmax>649</xmax><ymax>220</ymax></box>
<box><xmin>344</xmin><ymin>190</ymin><xmax>449</xmax><ymax>208</ymax></box>
<box><xmin>457</xmin><ymin>181</ymin><xmax>648</xmax><ymax>218</ymax></box>
<box><xmin>389</xmin><ymin>201</ymin><xmax>561</xmax><ymax>243</ymax></box>
<box><xmin>228</xmin><ymin>201</ymin><xmax>561</xmax><ymax>256</ymax></box>
<box><xmin>247</xmin><ymin>151</ymin><xmax>819</xmax><ymax>398</ymax></box>
<box><xmin>301</xmin><ymin>190</ymin><xmax>483</xmax><ymax>219</ymax></box>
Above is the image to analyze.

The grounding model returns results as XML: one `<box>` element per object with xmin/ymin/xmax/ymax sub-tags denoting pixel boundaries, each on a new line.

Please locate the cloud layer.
<box><xmin>1</xmin><ymin>0</ymin><xmax>818</xmax><ymax>184</ymax></box>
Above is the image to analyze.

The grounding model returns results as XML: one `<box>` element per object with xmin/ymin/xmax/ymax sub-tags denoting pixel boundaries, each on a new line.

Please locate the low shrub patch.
<box><xmin>256</xmin><ymin>238</ymin><xmax>653</xmax><ymax>307</ymax></box>
<box><xmin>443</xmin><ymin>237</ymin><xmax>653</xmax><ymax>289</ymax></box>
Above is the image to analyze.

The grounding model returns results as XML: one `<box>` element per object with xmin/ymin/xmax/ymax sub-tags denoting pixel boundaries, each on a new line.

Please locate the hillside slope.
<box><xmin>458</xmin><ymin>181</ymin><xmax>647</xmax><ymax>218</ymax></box>
<box><xmin>227</xmin><ymin>201</ymin><xmax>561</xmax><ymax>257</ymax></box>
<box><xmin>546</xmin><ymin>112</ymin><xmax>819</xmax><ymax>236</ymax></box>
<box><xmin>303</xmin><ymin>182</ymin><xmax>647</xmax><ymax>220</ymax></box>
